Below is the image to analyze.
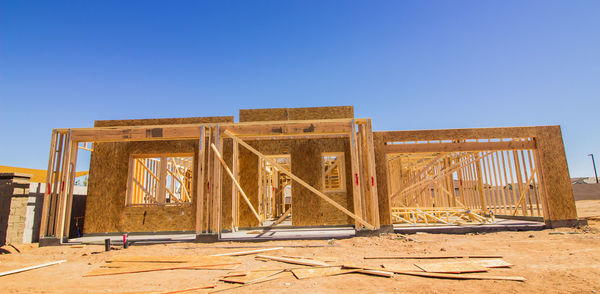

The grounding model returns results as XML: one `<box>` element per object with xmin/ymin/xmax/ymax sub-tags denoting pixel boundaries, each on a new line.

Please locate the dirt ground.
<box><xmin>1</xmin><ymin>200</ymin><xmax>599</xmax><ymax>294</ymax></box>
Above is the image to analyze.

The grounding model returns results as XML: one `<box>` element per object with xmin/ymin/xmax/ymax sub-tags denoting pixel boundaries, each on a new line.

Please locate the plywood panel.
<box><xmin>534</xmin><ymin>126</ymin><xmax>577</xmax><ymax>222</ymax></box>
<box><xmin>85</xmin><ymin>117</ymin><xmax>232</xmax><ymax>234</ymax></box>
<box><xmin>94</xmin><ymin>116</ymin><xmax>233</xmax><ymax>127</ymax></box>
<box><xmin>290</xmin><ymin>138</ymin><xmax>353</xmax><ymax>226</ymax></box>
<box><xmin>239</xmin><ymin>106</ymin><xmax>353</xmax><ymax>122</ymax></box>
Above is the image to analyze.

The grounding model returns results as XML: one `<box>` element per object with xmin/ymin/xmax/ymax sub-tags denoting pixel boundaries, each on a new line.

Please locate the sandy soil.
<box><xmin>1</xmin><ymin>200</ymin><xmax>599</xmax><ymax>294</ymax></box>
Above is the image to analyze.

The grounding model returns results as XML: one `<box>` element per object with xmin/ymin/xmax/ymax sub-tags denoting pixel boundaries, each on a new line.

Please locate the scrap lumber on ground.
<box><xmin>413</xmin><ymin>261</ymin><xmax>488</xmax><ymax>273</ymax></box>
<box><xmin>291</xmin><ymin>266</ymin><xmax>359</xmax><ymax>279</ymax></box>
<box><xmin>210</xmin><ymin>247</ymin><xmax>283</xmax><ymax>257</ymax></box>
<box><xmin>255</xmin><ymin>255</ymin><xmax>329</xmax><ymax>267</ymax></box>
<box><xmin>364</xmin><ymin>255</ymin><xmax>503</xmax><ymax>259</ymax></box>
<box><xmin>220</xmin><ymin>268</ymin><xmax>284</xmax><ymax>284</ymax></box>
<box><xmin>85</xmin><ymin>256</ymin><xmax>241</xmax><ymax>277</ymax></box>
<box><xmin>385</xmin><ymin>269</ymin><xmax>526</xmax><ymax>282</ymax></box>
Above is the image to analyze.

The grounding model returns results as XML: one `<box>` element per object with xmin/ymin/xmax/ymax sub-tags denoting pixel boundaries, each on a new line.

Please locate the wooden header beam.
<box><xmin>376</xmin><ymin>126</ymin><xmax>544</xmax><ymax>142</ymax></box>
<box><xmin>64</xmin><ymin>118</ymin><xmax>359</xmax><ymax>143</ymax></box>
<box><xmin>384</xmin><ymin>140</ymin><xmax>536</xmax><ymax>154</ymax></box>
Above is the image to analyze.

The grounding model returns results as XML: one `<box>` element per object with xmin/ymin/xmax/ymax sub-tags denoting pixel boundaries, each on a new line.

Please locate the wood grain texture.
<box><xmin>373</xmin><ymin>125</ymin><xmax>577</xmax><ymax>225</ymax></box>
<box><xmin>85</xmin><ymin>117</ymin><xmax>232</xmax><ymax>234</ymax></box>
<box><xmin>239</xmin><ymin>106</ymin><xmax>353</xmax><ymax>122</ymax></box>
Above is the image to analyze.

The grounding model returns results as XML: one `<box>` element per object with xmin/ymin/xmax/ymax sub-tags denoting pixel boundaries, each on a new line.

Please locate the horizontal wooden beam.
<box><xmin>219</xmin><ymin>120</ymin><xmax>352</xmax><ymax>138</ymax></box>
<box><xmin>70</xmin><ymin>125</ymin><xmax>205</xmax><ymax>142</ymax></box>
<box><xmin>384</xmin><ymin>141</ymin><xmax>536</xmax><ymax>154</ymax></box>
<box><xmin>375</xmin><ymin>126</ymin><xmax>552</xmax><ymax>142</ymax></box>
<box><xmin>65</xmin><ymin>119</ymin><xmax>356</xmax><ymax>143</ymax></box>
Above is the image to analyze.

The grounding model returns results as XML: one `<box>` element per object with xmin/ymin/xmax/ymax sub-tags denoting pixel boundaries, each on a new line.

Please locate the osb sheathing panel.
<box><xmin>85</xmin><ymin>140</ymin><xmax>197</xmax><ymax>233</ymax></box>
<box><xmin>237</xmin><ymin>140</ymin><xmax>293</xmax><ymax>228</ymax></box>
<box><xmin>94</xmin><ymin>116</ymin><xmax>234</xmax><ymax>127</ymax></box>
<box><xmin>290</xmin><ymin>139</ymin><xmax>354</xmax><ymax>226</ymax></box>
<box><xmin>534</xmin><ymin>126</ymin><xmax>577</xmax><ymax>221</ymax></box>
<box><xmin>374</xmin><ymin>125</ymin><xmax>577</xmax><ymax>223</ymax></box>
<box><xmin>233</xmin><ymin>138</ymin><xmax>354</xmax><ymax>228</ymax></box>
<box><xmin>239</xmin><ymin>106</ymin><xmax>354</xmax><ymax>122</ymax></box>
<box><xmin>85</xmin><ymin>116</ymin><xmax>233</xmax><ymax>234</ymax></box>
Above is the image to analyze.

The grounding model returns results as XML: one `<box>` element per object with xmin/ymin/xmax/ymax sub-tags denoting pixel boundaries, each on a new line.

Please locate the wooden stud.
<box><xmin>40</xmin><ymin>130</ymin><xmax>58</xmax><ymax>239</ymax></box>
<box><xmin>349</xmin><ymin>120</ymin><xmax>363</xmax><ymax>229</ymax></box>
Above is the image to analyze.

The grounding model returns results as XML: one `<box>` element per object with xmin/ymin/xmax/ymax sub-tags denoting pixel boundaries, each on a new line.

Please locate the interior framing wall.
<box><xmin>374</xmin><ymin>125</ymin><xmax>577</xmax><ymax>227</ymax></box>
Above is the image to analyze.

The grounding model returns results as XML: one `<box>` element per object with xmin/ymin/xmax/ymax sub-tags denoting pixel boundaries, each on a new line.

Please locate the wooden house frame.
<box><xmin>38</xmin><ymin>106</ymin><xmax>579</xmax><ymax>244</ymax></box>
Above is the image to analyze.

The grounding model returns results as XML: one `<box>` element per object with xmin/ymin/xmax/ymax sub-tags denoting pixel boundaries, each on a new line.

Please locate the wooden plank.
<box><xmin>521</xmin><ymin>150</ymin><xmax>535</xmax><ymax>216</ymax></box>
<box><xmin>512</xmin><ymin>169</ymin><xmax>537</xmax><ymax>216</ymax></box>
<box><xmin>211</xmin><ymin>143</ymin><xmax>262</xmax><ymax>224</ymax></box>
<box><xmin>210</xmin><ymin>272</ymin><xmax>293</xmax><ymax>293</ymax></box>
<box><xmin>377</xmin><ymin>126</ymin><xmax>538</xmax><ymax>143</ymax></box>
<box><xmin>126</xmin><ymin>157</ymin><xmax>135</xmax><ymax>205</ymax></box>
<box><xmin>513</xmin><ymin>150</ymin><xmax>526</xmax><ymax>215</ymax></box>
<box><xmin>205</xmin><ymin>126</ymin><xmax>213</xmax><ymax>233</ymax></box>
<box><xmin>527</xmin><ymin>149</ymin><xmax>542</xmax><ymax>216</ymax></box>
<box><xmin>55</xmin><ymin>133</ymin><xmax>73</xmax><ymax>241</ymax></box>
<box><xmin>383</xmin><ymin>140</ymin><xmax>536</xmax><ymax>153</ymax></box>
<box><xmin>341</xmin><ymin>264</ymin><xmax>394</xmax><ymax>277</ymax></box>
<box><xmin>365</xmin><ymin>119</ymin><xmax>380</xmax><ymax>228</ymax></box>
<box><xmin>160</xmin><ymin>284</ymin><xmax>216</xmax><ymax>294</ymax></box>
<box><xmin>210</xmin><ymin>247</ymin><xmax>283</xmax><ymax>257</ymax></box>
<box><xmin>414</xmin><ymin>261</ymin><xmax>488</xmax><ymax>273</ymax></box>
<box><xmin>39</xmin><ymin>131</ymin><xmax>58</xmax><ymax>239</ymax></box>
<box><xmin>381</xmin><ymin>266</ymin><xmax>526</xmax><ymax>282</ymax></box>
<box><xmin>291</xmin><ymin>267</ymin><xmax>359</xmax><ymax>279</ymax></box>
<box><xmin>255</xmin><ymin>255</ymin><xmax>329</xmax><ymax>267</ymax></box>
<box><xmin>63</xmin><ymin>142</ymin><xmax>79</xmax><ymax>237</ymax></box>
<box><xmin>107</xmin><ymin>255</ymin><xmax>238</xmax><ymax>263</ymax></box>
<box><xmin>364</xmin><ymin>255</ymin><xmax>502</xmax><ymax>259</ymax></box>
<box><xmin>47</xmin><ymin>133</ymin><xmax>65</xmax><ymax>236</ymax></box>
<box><xmin>472</xmin><ymin>259</ymin><xmax>513</xmax><ymax>268</ymax></box>
<box><xmin>219</xmin><ymin>269</ymin><xmax>284</xmax><ymax>284</ymax></box>
<box><xmin>0</xmin><ymin>260</ymin><xmax>66</xmax><ymax>277</ymax></box>
<box><xmin>85</xmin><ymin>262</ymin><xmax>241</xmax><ymax>277</ymax></box>
<box><xmin>68</xmin><ymin>119</ymin><xmax>353</xmax><ymax>142</ymax></box>
<box><xmin>196</xmin><ymin>127</ymin><xmax>205</xmax><ymax>233</ymax></box>
<box><xmin>232</xmin><ymin>139</ymin><xmax>239</xmax><ymax>230</ymax></box>
<box><xmin>475</xmin><ymin>155</ymin><xmax>487</xmax><ymax>210</ymax></box>
<box><xmin>216</xmin><ymin>134</ymin><xmax>223</xmax><ymax>233</ymax></box>
<box><xmin>349</xmin><ymin>120</ymin><xmax>363</xmax><ymax>229</ymax></box>
<box><xmin>225</xmin><ymin>130</ymin><xmax>376</xmax><ymax>230</ymax></box>
<box><xmin>158</xmin><ymin>155</ymin><xmax>167</xmax><ymax>203</ymax></box>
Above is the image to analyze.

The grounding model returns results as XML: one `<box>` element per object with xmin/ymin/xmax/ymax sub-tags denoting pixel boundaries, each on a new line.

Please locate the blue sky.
<box><xmin>0</xmin><ymin>1</ymin><xmax>598</xmax><ymax>177</ymax></box>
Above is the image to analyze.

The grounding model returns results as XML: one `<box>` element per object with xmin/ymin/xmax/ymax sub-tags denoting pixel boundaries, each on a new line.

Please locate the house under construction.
<box><xmin>37</xmin><ymin>106</ymin><xmax>579</xmax><ymax>244</ymax></box>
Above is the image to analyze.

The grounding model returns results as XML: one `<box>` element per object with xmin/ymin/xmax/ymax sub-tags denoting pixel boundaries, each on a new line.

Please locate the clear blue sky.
<box><xmin>1</xmin><ymin>1</ymin><xmax>598</xmax><ymax>177</ymax></box>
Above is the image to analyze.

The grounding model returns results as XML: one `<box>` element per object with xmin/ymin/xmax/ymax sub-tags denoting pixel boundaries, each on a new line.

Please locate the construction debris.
<box><xmin>84</xmin><ymin>256</ymin><xmax>241</xmax><ymax>277</ymax></box>
<box><xmin>382</xmin><ymin>267</ymin><xmax>526</xmax><ymax>282</ymax></box>
<box><xmin>210</xmin><ymin>247</ymin><xmax>283</xmax><ymax>257</ymax></box>
<box><xmin>254</xmin><ymin>255</ymin><xmax>329</xmax><ymax>267</ymax></box>
<box><xmin>364</xmin><ymin>255</ymin><xmax>503</xmax><ymax>260</ymax></box>
<box><xmin>0</xmin><ymin>260</ymin><xmax>66</xmax><ymax>277</ymax></box>
<box><xmin>220</xmin><ymin>268</ymin><xmax>284</xmax><ymax>284</ymax></box>
<box><xmin>291</xmin><ymin>266</ymin><xmax>359</xmax><ymax>279</ymax></box>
